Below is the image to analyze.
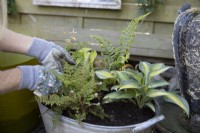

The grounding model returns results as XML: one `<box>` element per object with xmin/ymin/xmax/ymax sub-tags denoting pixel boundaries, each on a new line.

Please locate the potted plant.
<box><xmin>36</xmin><ymin>13</ymin><xmax>189</xmax><ymax>133</ymax></box>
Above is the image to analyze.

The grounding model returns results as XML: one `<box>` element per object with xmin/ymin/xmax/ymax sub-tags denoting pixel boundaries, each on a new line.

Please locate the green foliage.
<box><xmin>136</xmin><ymin>0</ymin><xmax>165</xmax><ymax>14</ymax></box>
<box><xmin>95</xmin><ymin>62</ymin><xmax>189</xmax><ymax>116</ymax></box>
<box><xmin>37</xmin><ymin>48</ymin><xmax>107</xmax><ymax>123</ymax></box>
<box><xmin>37</xmin><ymin>14</ymin><xmax>150</xmax><ymax>126</ymax></box>
<box><xmin>7</xmin><ymin>0</ymin><xmax>17</xmax><ymax>15</ymax></box>
<box><xmin>36</xmin><ymin>13</ymin><xmax>190</xmax><ymax>128</ymax></box>
<box><xmin>92</xmin><ymin>13</ymin><xmax>149</xmax><ymax>70</ymax></box>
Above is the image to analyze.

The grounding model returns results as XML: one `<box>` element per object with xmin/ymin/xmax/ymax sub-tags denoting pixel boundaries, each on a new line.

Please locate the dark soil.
<box><xmin>62</xmin><ymin>101</ymin><xmax>155</xmax><ymax>126</ymax></box>
<box><xmin>84</xmin><ymin>101</ymin><xmax>155</xmax><ymax>126</ymax></box>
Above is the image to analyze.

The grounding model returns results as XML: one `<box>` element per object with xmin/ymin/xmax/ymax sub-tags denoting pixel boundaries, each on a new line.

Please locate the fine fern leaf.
<box><xmin>119</xmin><ymin>13</ymin><xmax>150</xmax><ymax>47</ymax></box>
<box><xmin>37</xmin><ymin>48</ymin><xmax>106</xmax><ymax>124</ymax></box>
<box><xmin>92</xmin><ymin>35</ymin><xmax>118</xmax><ymax>69</ymax></box>
<box><xmin>92</xmin><ymin>14</ymin><xmax>149</xmax><ymax>70</ymax></box>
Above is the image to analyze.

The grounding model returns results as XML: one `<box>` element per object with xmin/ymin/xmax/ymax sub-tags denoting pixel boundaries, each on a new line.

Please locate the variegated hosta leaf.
<box><xmin>147</xmin><ymin>89</ymin><xmax>189</xmax><ymax>116</ymax></box>
<box><xmin>139</xmin><ymin>62</ymin><xmax>151</xmax><ymax>76</ymax></box>
<box><xmin>103</xmin><ymin>91</ymin><xmax>135</xmax><ymax>101</ymax></box>
<box><xmin>150</xmin><ymin>63</ymin><xmax>165</xmax><ymax>71</ymax></box>
<box><xmin>124</xmin><ymin>69</ymin><xmax>143</xmax><ymax>84</ymax></box>
<box><xmin>139</xmin><ymin>62</ymin><xmax>151</xmax><ymax>85</ymax></box>
<box><xmin>135</xmin><ymin>91</ymin><xmax>142</xmax><ymax>97</ymax></box>
<box><xmin>145</xmin><ymin>102</ymin><xmax>155</xmax><ymax>112</ymax></box>
<box><xmin>149</xmin><ymin>65</ymin><xmax>172</xmax><ymax>77</ymax></box>
<box><xmin>95</xmin><ymin>70</ymin><xmax>114</xmax><ymax>79</ymax></box>
<box><xmin>148</xmin><ymin>78</ymin><xmax>169</xmax><ymax>88</ymax></box>
<box><xmin>119</xmin><ymin>80</ymin><xmax>141</xmax><ymax>90</ymax></box>
<box><xmin>111</xmin><ymin>85</ymin><xmax>120</xmax><ymax>91</ymax></box>
<box><xmin>116</xmin><ymin>71</ymin><xmax>129</xmax><ymax>82</ymax></box>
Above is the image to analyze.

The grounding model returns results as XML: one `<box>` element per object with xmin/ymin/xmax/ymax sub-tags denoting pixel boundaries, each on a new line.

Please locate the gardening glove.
<box><xmin>26</xmin><ymin>37</ymin><xmax>75</xmax><ymax>72</ymax></box>
<box><xmin>17</xmin><ymin>65</ymin><xmax>61</xmax><ymax>96</ymax></box>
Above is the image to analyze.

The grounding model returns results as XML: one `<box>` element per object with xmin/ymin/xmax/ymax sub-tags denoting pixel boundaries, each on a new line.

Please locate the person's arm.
<box><xmin>0</xmin><ymin>65</ymin><xmax>62</xmax><ymax>96</ymax></box>
<box><xmin>0</xmin><ymin>29</ymin><xmax>73</xmax><ymax>95</ymax></box>
<box><xmin>0</xmin><ymin>68</ymin><xmax>21</xmax><ymax>94</ymax></box>
<box><xmin>0</xmin><ymin>28</ymin><xmax>32</xmax><ymax>54</ymax></box>
<box><xmin>0</xmin><ymin>28</ymin><xmax>74</xmax><ymax>72</ymax></box>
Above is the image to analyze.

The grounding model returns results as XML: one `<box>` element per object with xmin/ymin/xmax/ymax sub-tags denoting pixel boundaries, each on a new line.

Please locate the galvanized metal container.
<box><xmin>38</xmin><ymin>103</ymin><xmax>164</xmax><ymax>133</ymax></box>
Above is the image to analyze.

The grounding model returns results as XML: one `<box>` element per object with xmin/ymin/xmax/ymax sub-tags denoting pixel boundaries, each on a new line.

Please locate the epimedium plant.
<box><xmin>95</xmin><ymin>62</ymin><xmax>189</xmax><ymax>116</ymax></box>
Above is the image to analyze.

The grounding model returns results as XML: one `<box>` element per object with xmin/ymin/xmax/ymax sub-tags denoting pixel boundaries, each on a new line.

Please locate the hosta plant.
<box><xmin>95</xmin><ymin>62</ymin><xmax>189</xmax><ymax>116</ymax></box>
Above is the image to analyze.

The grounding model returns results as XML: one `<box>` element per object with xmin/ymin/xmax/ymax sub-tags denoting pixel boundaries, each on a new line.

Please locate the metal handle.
<box><xmin>132</xmin><ymin>115</ymin><xmax>165</xmax><ymax>133</ymax></box>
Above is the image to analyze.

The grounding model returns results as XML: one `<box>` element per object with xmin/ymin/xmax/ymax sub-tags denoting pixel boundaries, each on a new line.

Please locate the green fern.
<box><xmin>37</xmin><ymin>48</ymin><xmax>106</xmax><ymax>124</ymax></box>
<box><xmin>92</xmin><ymin>13</ymin><xmax>150</xmax><ymax>70</ymax></box>
<box><xmin>92</xmin><ymin>36</ymin><xmax>119</xmax><ymax>70</ymax></box>
<box><xmin>119</xmin><ymin>13</ymin><xmax>150</xmax><ymax>46</ymax></box>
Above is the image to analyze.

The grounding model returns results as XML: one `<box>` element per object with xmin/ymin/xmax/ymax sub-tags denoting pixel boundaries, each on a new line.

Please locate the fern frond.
<box><xmin>119</xmin><ymin>13</ymin><xmax>150</xmax><ymax>47</ymax></box>
<box><xmin>92</xmin><ymin>14</ymin><xmax>149</xmax><ymax>70</ymax></box>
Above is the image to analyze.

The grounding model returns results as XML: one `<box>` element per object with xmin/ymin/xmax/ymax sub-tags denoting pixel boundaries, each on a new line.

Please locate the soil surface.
<box><xmin>62</xmin><ymin>101</ymin><xmax>155</xmax><ymax>126</ymax></box>
<box><xmin>84</xmin><ymin>101</ymin><xmax>155</xmax><ymax>126</ymax></box>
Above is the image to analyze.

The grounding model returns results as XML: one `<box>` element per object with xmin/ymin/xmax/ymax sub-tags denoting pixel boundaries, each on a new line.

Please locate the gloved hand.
<box><xmin>18</xmin><ymin>65</ymin><xmax>61</xmax><ymax>96</ymax></box>
<box><xmin>26</xmin><ymin>38</ymin><xmax>75</xmax><ymax>72</ymax></box>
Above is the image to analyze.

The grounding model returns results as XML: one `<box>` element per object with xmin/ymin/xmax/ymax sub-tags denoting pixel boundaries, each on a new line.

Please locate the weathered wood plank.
<box><xmin>129</xmin><ymin>55</ymin><xmax>175</xmax><ymax>66</ymax></box>
<box><xmin>54</xmin><ymin>40</ymin><xmax>173</xmax><ymax>59</ymax></box>
<box><xmin>32</xmin><ymin>0</ymin><xmax>122</xmax><ymax>10</ymax></box>
<box><xmin>8</xmin><ymin>23</ymin><xmax>172</xmax><ymax>51</ymax></box>
<box><xmin>11</xmin><ymin>24</ymin><xmax>172</xmax><ymax>50</ymax></box>
<box><xmin>163</xmin><ymin>0</ymin><xmax>200</xmax><ymax>6</ymax></box>
<box><xmin>130</xmin><ymin>48</ymin><xmax>173</xmax><ymax>58</ymax></box>
<box><xmin>48</xmin><ymin>39</ymin><xmax>173</xmax><ymax>59</ymax></box>
<box><xmin>10</xmin><ymin>0</ymin><xmax>176</xmax><ymax>23</ymax></box>
<box><xmin>154</xmin><ymin>22</ymin><xmax>174</xmax><ymax>35</ymax></box>
<box><xmin>123</xmin><ymin>0</ymin><xmax>200</xmax><ymax>6</ymax></box>
<box><xmin>84</xmin><ymin>18</ymin><xmax>154</xmax><ymax>33</ymax></box>
<box><xmin>17</xmin><ymin>14</ymin><xmax>154</xmax><ymax>33</ymax></box>
<box><xmin>15</xmin><ymin>0</ymin><xmax>200</xmax><ymax>23</ymax></box>
<box><xmin>8</xmin><ymin>23</ymin><xmax>173</xmax><ymax>59</ymax></box>
<box><xmin>21</xmin><ymin>14</ymin><xmax>81</xmax><ymax>28</ymax></box>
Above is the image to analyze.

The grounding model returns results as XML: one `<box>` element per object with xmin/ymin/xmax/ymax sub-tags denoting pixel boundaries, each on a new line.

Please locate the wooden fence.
<box><xmin>7</xmin><ymin>0</ymin><xmax>200</xmax><ymax>64</ymax></box>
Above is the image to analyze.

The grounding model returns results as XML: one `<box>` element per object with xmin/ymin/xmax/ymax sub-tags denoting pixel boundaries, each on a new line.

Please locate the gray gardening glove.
<box><xmin>18</xmin><ymin>65</ymin><xmax>61</xmax><ymax>96</ymax></box>
<box><xmin>27</xmin><ymin>38</ymin><xmax>75</xmax><ymax>72</ymax></box>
